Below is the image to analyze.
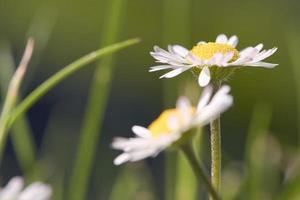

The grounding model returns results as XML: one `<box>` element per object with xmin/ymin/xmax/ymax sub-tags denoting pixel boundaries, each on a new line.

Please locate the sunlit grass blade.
<box><xmin>68</xmin><ymin>0</ymin><xmax>127</xmax><ymax>199</ymax></box>
<box><xmin>0</xmin><ymin>39</ymin><xmax>34</xmax><ymax>161</ymax></box>
<box><xmin>6</xmin><ymin>38</ymin><xmax>139</xmax><ymax>132</ymax></box>
<box><xmin>0</xmin><ymin>39</ymin><xmax>36</xmax><ymax>172</ymax></box>
<box><xmin>162</xmin><ymin>0</ymin><xmax>192</xmax><ymax>199</ymax></box>
<box><xmin>243</xmin><ymin>103</ymin><xmax>272</xmax><ymax>200</ymax></box>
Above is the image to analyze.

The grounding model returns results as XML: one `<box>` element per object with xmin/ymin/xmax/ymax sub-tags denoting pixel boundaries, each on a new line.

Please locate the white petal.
<box><xmin>246</xmin><ymin>61</ymin><xmax>278</xmax><ymax>68</ymax></box>
<box><xmin>19</xmin><ymin>183</ymin><xmax>52</xmax><ymax>200</ymax></box>
<box><xmin>194</xmin><ymin>85</ymin><xmax>233</xmax><ymax>125</ymax></box>
<box><xmin>132</xmin><ymin>126</ymin><xmax>151</xmax><ymax>138</ymax></box>
<box><xmin>216</xmin><ymin>34</ymin><xmax>228</xmax><ymax>44</ymax></box>
<box><xmin>250</xmin><ymin>47</ymin><xmax>277</xmax><ymax>63</ymax></box>
<box><xmin>159</xmin><ymin>66</ymin><xmax>192</xmax><ymax>79</ymax></box>
<box><xmin>167</xmin><ymin>115</ymin><xmax>180</xmax><ymax>130</ymax></box>
<box><xmin>255</xmin><ymin>43</ymin><xmax>264</xmax><ymax>51</ymax></box>
<box><xmin>186</xmin><ymin>53</ymin><xmax>203</xmax><ymax>65</ymax></box>
<box><xmin>171</xmin><ymin>45</ymin><xmax>189</xmax><ymax>57</ymax></box>
<box><xmin>114</xmin><ymin>153</ymin><xmax>130</xmax><ymax>165</ymax></box>
<box><xmin>198</xmin><ymin>67</ymin><xmax>211</xmax><ymax>87</ymax></box>
<box><xmin>207</xmin><ymin>53</ymin><xmax>224</xmax><ymax>66</ymax></box>
<box><xmin>0</xmin><ymin>177</ymin><xmax>24</xmax><ymax>199</ymax></box>
<box><xmin>197</xmin><ymin>41</ymin><xmax>207</xmax><ymax>45</ymax></box>
<box><xmin>197</xmin><ymin>85</ymin><xmax>213</xmax><ymax>112</ymax></box>
<box><xmin>176</xmin><ymin>97</ymin><xmax>192</xmax><ymax>124</ymax></box>
<box><xmin>149</xmin><ymin>65</ymin><xmax>177</xmax><ymax>72</ymax></box>
<box><xmin>227</xmin><ymin>35</ymin><xmax>239</xmax><ymax>47</ymax></box>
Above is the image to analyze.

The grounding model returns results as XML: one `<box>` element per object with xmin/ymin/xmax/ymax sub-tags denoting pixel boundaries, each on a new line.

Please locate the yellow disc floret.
<box><xmin>148</xmin><ymin>108</ymin><xmax>196</xmax><ymax>138</ymax></box>
<box><xmin>190</xmin><ymin>42</ymin><xmax>239</xmax><ymax>61</ymax></box>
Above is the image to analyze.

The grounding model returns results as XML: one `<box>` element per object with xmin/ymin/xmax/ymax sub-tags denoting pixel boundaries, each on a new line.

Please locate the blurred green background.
<box><xmin>0</xmin><ymin>0</ymin><xmax>299</xmax><ymax>199</ymax></box>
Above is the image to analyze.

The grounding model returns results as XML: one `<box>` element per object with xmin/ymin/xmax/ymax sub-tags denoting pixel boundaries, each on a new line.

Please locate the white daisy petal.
<box><xmin>197</xmin><ymin>85</ymin><xmax>213</xmax><ymax>112</ymax></box>
<box><xmin>194</xmin><ymin>85</ymin><xmax>233</xmax><ymax>125</ymax></box>
<box><xmin>250</xmin><ymin>47</ymin><xmax>277</xmax><ymax>63</ymax></box>
<box><xmin>198</xmin><ymin>67</ymin><xmax>211</xmax><ymax>87</ymax></box>
<box><xmin>160</xmin><ymin>66</ymin><xmax>192</xmax><ymax>79</ymax></box>
<box><xmin>19</xmin><ymin>182</ymin><xmax>52</xmax><ymax>200</ymax></box>
<box><xmin>255</xmin><ymin>43</ymin><xmax>264</xmax><ymax>51</ymax></box>
<box><xmin>221</xmin><ymin>52</ymin><xmax>234</xmax><ymax>66</ymax></box>
<box><xmin>186</xmin><ymin>53</ymin><xmax>203</xmax><ymax>65</ymax></box>
<box><xmin>114</xmin><ymin>153</ymin><xmax>131</xmax><ymax>165</ymax></box>
<box><xmin>0</xmin><ymin>177</ymin><xmax>51</xmax><ymax>200</ymax></box>
<box><xmin>132</xmin><ymin>126</ymin><xmax>151</xmax><ymax>138</ymax></box>
<box><xmin>168</xmin><ymin>115</ymin><xmax>180</xmax><ymax>130</ymax></box>
<box><xmin>246</xmin><ymin>61</ymin><xmax>278</xmax><ymax>68</ymax></box>
<box><xmin>0</xmin><ymin>177</ymin><xmax>24</xmax><ymax>199</ymax></box>
<box><xmin>228</xmin><ymin>35</ymin><xmax>239</xmax><ymax>47</ymax></box>
<box><xmin>197</xmin><ymin>41</ymin><xmax>207</xmax><ymax>45</ymax></box>
<box><xmin>149</xmin><ymin>65</ymin><xmax>177</xmax><ymax>72</ymax></box>
<box><xmin>170</xmin><ymin>45</ymin><xmax>189</xmax><ymax>57</ymax></box>
<box><xmin>216</xmin><ymin>34</ymin><xmax>228</xmax><ymax>44</ymax></box>
<box><xmin>176</xmin><ymin>97</ymin><xmax>192</xmax><ymax>124</ymax></box>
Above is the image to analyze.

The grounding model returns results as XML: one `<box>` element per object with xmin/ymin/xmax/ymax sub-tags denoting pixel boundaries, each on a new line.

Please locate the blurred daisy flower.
<box><xmin>112</xmin><ymin>85</ymin><xmax>233</xmax><ymax>165</ymax></box>
<box><xmin>0</xmin><ymin>177</ymin><xmax>52</xmax><ymax>200</ymax></box>
<box><xmin>150</xmin><ymin>34</ymin><xmax>278</xmax><ymax>87</ymax></box>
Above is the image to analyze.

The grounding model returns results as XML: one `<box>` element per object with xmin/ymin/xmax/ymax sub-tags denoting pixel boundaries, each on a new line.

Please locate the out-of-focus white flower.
<box><xmin>0</xmin><ymin>177</ymin><xmax>52</xmax><ymax>200</ymax></box>
<box><xmin>150</xmin><ymin>34</ymin><xmax>278</xmax><ymax>87</ymax></box>
<box><xmin>112</xmin><ymin>85</ymin><xmax>233</xmax><ymax>165</ymax></box>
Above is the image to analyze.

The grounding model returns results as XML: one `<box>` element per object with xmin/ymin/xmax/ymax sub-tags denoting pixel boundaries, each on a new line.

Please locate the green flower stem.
<box><xmin>210</xmin><ymin>116</ymin><xmax>221</xmax><ymax>195</ymax></box>
<box><xmin>182</xmin><ymin>144</ymin><xmax>220</xmax><ymax>200</ymax></box>
<box><xmin>0</xmin><ymin>38</ymin><xmax>139</xmax><ymax>158</ymax></box>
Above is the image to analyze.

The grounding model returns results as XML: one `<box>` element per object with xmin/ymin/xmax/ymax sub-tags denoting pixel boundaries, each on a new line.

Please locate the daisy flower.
<box><xmin>150</xmin><ymin>34</ymin><xmax>278</xmax><ymax>87</ymax></box>
<box><xmin>112</xmin><ymin>85</ymin><xmax>233</xmax><ymax>165</ymax></box>
<box><xmin>0</xmin><ymin>177</ymin><xmax>52</xmax><ymax>200</ymax></box>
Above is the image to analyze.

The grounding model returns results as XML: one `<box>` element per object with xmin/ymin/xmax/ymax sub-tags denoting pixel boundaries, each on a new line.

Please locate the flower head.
<box><xmin>111</xmin><ymin>85</ymin><xmax>233</xmax><ymax>165</ymax></box>
<box><xmin>0</xmin><ymin>177</ymin><xmax>52</xmax><ymax>200</ymax></box>
<box><xmin>150</xmin><ymin>34</ymin><xmax>278</xmax><ymax>87</ymax></box>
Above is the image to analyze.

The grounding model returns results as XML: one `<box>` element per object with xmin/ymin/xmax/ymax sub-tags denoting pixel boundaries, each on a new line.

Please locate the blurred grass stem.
<box><xmin>182</xmin><ymin>144</ymin><xmax>220</xmax><ymax>200</ymax></box>
<box><xmin>68</xmin><ymin>0</ymin><xmax>126</xmax><ymax>199</ymax></box>
<box><xmin>6</xmin><ymin>38</ymin><xmax>139</xmax><ymax>130</ymax></box>
<box><xmin>0</xmin><ymin>39</ymin><xmax>34</xmax><ymax>159</ymax></box>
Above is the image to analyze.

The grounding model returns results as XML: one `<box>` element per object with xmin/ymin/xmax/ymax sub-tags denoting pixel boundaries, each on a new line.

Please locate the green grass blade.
<box><xmin>287</xmin><ymin>29</ymin><xmax>300</xmax><ymax>148</ymax></box>
<box><xmin>175</xmin><ymin>151</ymin><xmax>198</xmax><ymax>200</ymax></box>
<box><xmin>67</xmin><ymin>0</ymin><xmax>127</xmax><ymax>199</ymax></box>
<box><xmin>0</xmin><ymin>40</ymin><xmax>36</xmax><ymax>172</ymax></box>
<box><xmin>6</xmin><ymin>38</ymin><xmax>139</xmax><ymax>131</ymax></box>
<box><xmin>162</xmin><ymin>0</ymin><xmax>192</xmax><ymax>199</ymax></box>
<box><xmin>243</xmin><ymin>103</ymin><xmax>272</xmax><ymax>200</ymax></box>
<box><xmin>0</xmin><ymin>39</ymin><xmax>34</xmax><ymax>162</ymax></box>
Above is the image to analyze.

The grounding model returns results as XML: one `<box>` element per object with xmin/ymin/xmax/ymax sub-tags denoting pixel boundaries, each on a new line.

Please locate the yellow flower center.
<box><xmin>148</xmin><ymin>108</ymin><xmax>196</xmax><ymax>138</ymax></box>
<box><xmin>190</xmin><ymin>42</ymin><xmax>239</xmax><ymax>61</ymax></box>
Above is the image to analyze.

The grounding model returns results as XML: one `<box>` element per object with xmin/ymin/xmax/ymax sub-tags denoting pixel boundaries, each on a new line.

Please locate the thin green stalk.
<box><xmin>1</xmin><ymin>38</ymin><xmax>139</xmax><ymax>158</ymax></box>
<box><xmin>287</xmin><ymin>29</ymin><xmax>300</xmax><ymax>148</ymax></box>
<box><xmin>162</xmin><ymin>0</ymin><xmax>192</xmax><ymax>199</ymax></box>
<box><xmin>7</xmin><ymin>38</ymin><xmax>139</xmax><ymax>128</ymax></box>
<box><xmin>182</xmin><ymin>144</ymin><xmax>220</xmax><ymax>200</ymax></box>
<box><xmin>0</xmin><ymin>39</ymin><xmax>34</xmax><ymax>161</ymax></box>
<box><xmin>68</xmin><ymin>0</ymin><xmax>126</xmax><ymax>199</ymax></box>
<box><xmin>210</xmin><ymin>117</ymin><xmax>221</xmax><ymax>194</ymax></box>
<box><xmin>243</xmin><ymin>103</ymin><xmax>272</xmax><ymax>200</ymax></box>
<box><xmin>0</xmin><ymin>40</ymin><xmax>36</xmax><ymax>172</ymax></box>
